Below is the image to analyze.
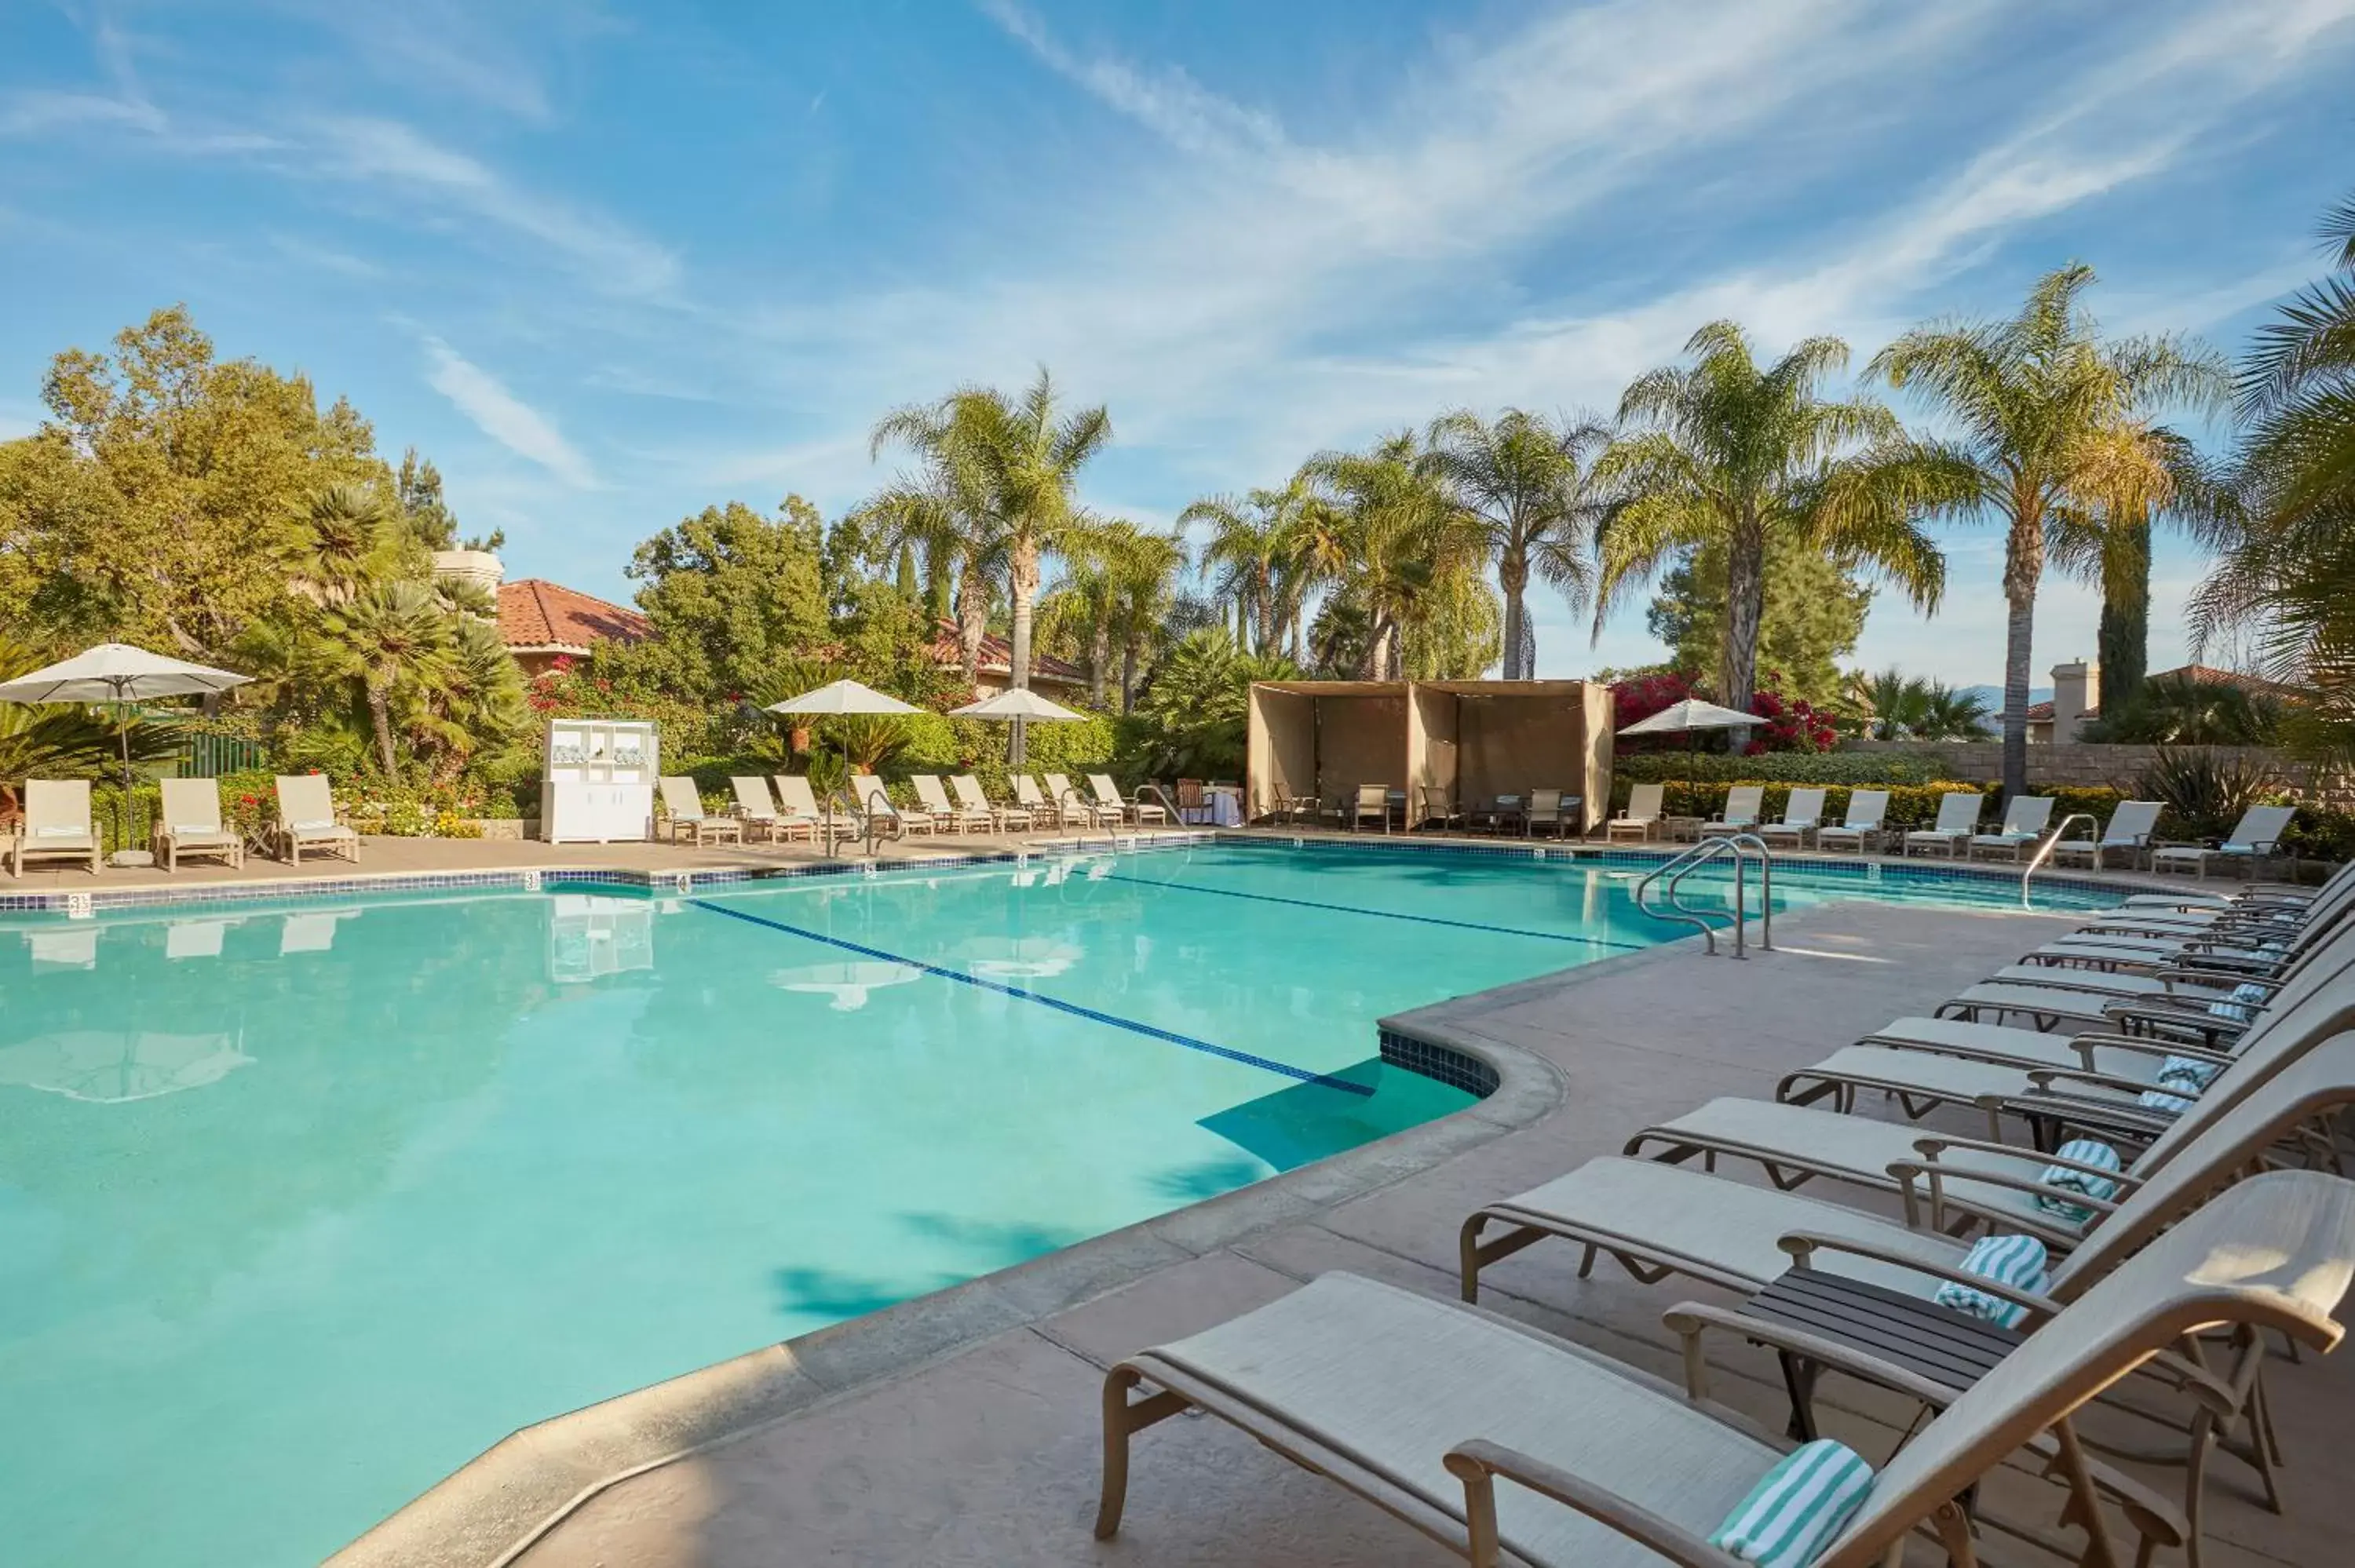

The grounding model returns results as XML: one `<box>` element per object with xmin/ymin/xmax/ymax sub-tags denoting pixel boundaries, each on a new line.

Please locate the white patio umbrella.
<box><xmin>0</xmin><ymin>644</ymin><xmax>251</xmax><ymax>848</ymax></box>
<box><xmin>1616</xmin><ymin>697</ymin><xmax>1769</xmax><ymax>806</ymax></box>
<box><xmin>947</xmin><ymin>687</ymin><xmax>1086</xmax><ymax>722</ymax></box>
<box><xmin>764</xmin><ymin>679</ymin><xmax>924</xmax><ymax>855</ymax></box>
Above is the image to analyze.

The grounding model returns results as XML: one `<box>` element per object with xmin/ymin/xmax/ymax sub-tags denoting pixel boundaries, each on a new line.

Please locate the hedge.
<box><xmin>1615</xmin><ymin>751</ymin><xmax>1962</xmax><ymax>786</ymax></box>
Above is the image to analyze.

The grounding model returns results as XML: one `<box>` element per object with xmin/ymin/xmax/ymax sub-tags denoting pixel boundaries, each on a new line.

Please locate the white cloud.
<box><xmin>422</xmin><ymin>338</ymin><xmax>596</xmax><ymax>489</ymax></box>
<box><xmin>305</xmin><ymin>118</ymin><xmax>680</xmax><ymax>296</ymax></box>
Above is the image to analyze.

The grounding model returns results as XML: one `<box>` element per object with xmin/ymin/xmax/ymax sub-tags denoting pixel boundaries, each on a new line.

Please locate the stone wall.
<box><xmin>1840</xmin><ymin>740</ymin><xmax>2355</xmax><ymax>809</ymax></box>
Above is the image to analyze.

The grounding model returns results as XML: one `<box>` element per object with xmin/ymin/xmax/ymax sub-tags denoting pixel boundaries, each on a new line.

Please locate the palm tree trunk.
<box><xmin>2000</xmin><ymin>507</ymin><xmax>2043</xmax><ymax>797</ymax></box>
<box><xmin>1009</xmin><ymin>543</ymin><xmax>1040</xmax><ymax>766</ymax></box>
<box><xmin>1720</xmin><ymin>522</ymin><xmax>1766</xmax><ymax>712</ymax></box>
<box><xmin>1120</xmin><ymin>638</ymin><xmax>1140</xmax><ymax>714</ymax></box>
<box><xmin>1291</xmin><ymin>608</ymin><xmax>1306</xmax><ymax>667</ymax></box>
<box><xmin>366</xmin><ymin>679</ymin><xmax>397</xmax><ymax>777</ymax></box>
<box><xmin>1089</xmin><ymin>620</ymin><xmax>1111</xmax><ymax>709</ymax></box>
<box><xmin>955</xmin><ymin>568</ymin><xmax>988</xmax><ymax>686</ymax></box>
<box><xmin>1499</xmin><ymin>551</ymin><xmax>1529</xmax><ymax>680</ymax></box>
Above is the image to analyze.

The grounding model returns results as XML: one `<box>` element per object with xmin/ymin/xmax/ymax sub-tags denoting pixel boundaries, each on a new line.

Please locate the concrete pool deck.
<box><xmin>333</xmin><ymin>893</ymin><xmax>2353</xmax><ymax>1568</ymax></box>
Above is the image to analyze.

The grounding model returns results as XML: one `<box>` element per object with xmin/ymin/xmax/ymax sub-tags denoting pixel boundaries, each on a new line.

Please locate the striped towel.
<box><xmin>2141</xmin><ymin>1053</ymin><xmax>2222</xmax><ymax>1114</ymax></box>
<box><xmin>2209</xmin><ymin>981</ymin><xmax>2270</xmax><ymax>1023</ymax></box>
<box><xmin>1933</xmin><ymin>1234</ymin><xmax>2049</xmax><ymax>1329</ymax></box>
<box><xmin>1708</xmin><ymin>1439</ymin><xmax>1875</xmax><ymax>1568</ymax></box>
<box><xmin>2036</xmin><ymin>1139</ymin><xmax>2123</xmax><ymax>1224</ymax></box>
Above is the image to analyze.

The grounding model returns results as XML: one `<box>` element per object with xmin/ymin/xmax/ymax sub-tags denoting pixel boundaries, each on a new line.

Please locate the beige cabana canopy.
<box><xmin>1247</xmin><ymin>680</ymin><xmax>1614</xmax><ymax>832</ymax></box>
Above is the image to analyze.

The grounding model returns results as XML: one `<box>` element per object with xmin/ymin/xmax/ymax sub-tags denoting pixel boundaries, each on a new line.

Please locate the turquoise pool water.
<box><xmin>0</xmin><ymin>845</ymin><xmax>2116</xmax><ymax>1566</ymax></box>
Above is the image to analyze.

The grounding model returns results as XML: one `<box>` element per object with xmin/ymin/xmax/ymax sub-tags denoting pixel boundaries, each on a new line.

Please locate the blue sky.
<box><xmin>3</xmin><ymin>0</ymin><xmax>2350</xmax><ymax>685</ymax></box>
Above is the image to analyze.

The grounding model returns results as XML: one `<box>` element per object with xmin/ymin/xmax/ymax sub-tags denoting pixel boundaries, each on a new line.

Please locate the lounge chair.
<box><xmin>657</xmin><ymin>776</ymin><xmax>742</xmax><ymax>846</ymax></box>
<box><xmin>1755</xmin><ymin>787</ymin><xmax>1827</xmax><ymax>851</ymax></box>
<box><xmin>1605</xmin><ymin>782</ymin><xmax>1663</xmax><ymax>843</ymax></box>
<box><xmin>153</xmin><ymin>778</ymin><xmax>243</xmax><ymax>872</ymax></box>
<box><xmin>1615</xmin><ymin>1026</ymin><xmax>2355</xmax><ymax>1249</ymax></box>
<box><xmin>914</xmin><ymin>774</ymin><xmax>991</xmax><ymax>833</ymax></box>
<box><xmin>1415</xmin><ymin>785</ymin><xmax>1464</xmax><ymax>832</ymax></box>
<box><xmin>1901</xmin><ymin>791</ymin><xmax>1983</xmax><ymax>858</ymax></box>
<box><xmin>1523</xmin><ymin>788</ymin><xmax>1572</xmax><ymax>840</ymax></box>
<box><xmin>1966</xmin><ymin>795</ymin><xmax>2057</xmax><ymax>861</ymax></box>
<box><xmin>852</xmin><ymin>774</ymin><xmax>933</xmax><ymax>837</ymax></box>
<box><xmin>2051</xmin><ymin>800</ymin><xmax>2163</xmax><ymax>871</ymax></box>
<box><xmin>1265</xmin><ymin>782</ymin><xmax>1317</xmax><ymax>826</ymax></box>
<box><xmin>1697</xmin><ymin>784</ymin><xmax>1763</xmax><ymax>840</ymax></box>
<box><xmin>1088</xmin><ymin>772</ymin><xmax>1167</xmax><ymax>826</ymax></box>
<box><xmin>1014</xmin><ymin>774</ymin><xmax>1086</xmax><ymax>829</ymax></box>
<box><xmin>775</xmin><ymin>775</ymin><xmax>856</xmax><ymax>841</ymax></box>
<box><xmin>1040</xmin><ymin>772</ymin><xmax>1115</xmax><ymax>829</ymax></box>
<box><xmin>272</xmin><ymin>775</ymin><xmax>361</xmax><ymax>866</ymax></box>
<box><xmin>2152</xmin><ymin>804</ymin><xmax>2298</xmax><ymax>881</ymax></box>
<box><xmin>1349</xmin><ymin>782</ymin><xmax>1391</xmax><ymax>833</ymax></box>
<box><xmin>730</xmin><ymin>776</ymin><xmax>804</xmax><ymax>844</ymax></box>
<box><xmin>952</xmin><ymin>774</ymin><xmax>1031</xmax><ymax>833</ymax></box>
<box><xmin>9</xmin><ymin>779</ymin><xmax>101</xmax><ymax>877</ymax></box>
<box><xmin>1813</xmin><ymin>789</ymin><xmax>1890</xmax><ymax>855</ymax></box>
<box><xmin>1106</xmin><ymin>1176</ymin><xmax>2351</xmax><ymax>1568</ymax></box>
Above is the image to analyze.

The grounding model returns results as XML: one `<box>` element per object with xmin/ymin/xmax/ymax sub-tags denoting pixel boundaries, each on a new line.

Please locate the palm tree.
<box><xmin>1110</xmin><ymin>527</ymin><xmax>1185</xmax><ymax>713</ymax></box>
<box><xmin>287</xmin><ymin>483</ymin><xmax>399</xmax><ymax>608</ymax></box>
<box><xmin>323</xmin><ymin>579</ymin><xmax>452</xmax><ymax>776</ymax></box>
<box><xmin>1423</xmin><ymin>408</ymin><xmax>1605</xmax><ymax>679</ymax></box>
<box><xmin>858</xmin><ymin>452</ymin><xmax>999</xmax><ymax>687</ymax></box>
<box><xmin>2193</xmin><ymin>192</ymin><xmax>2355</xmax><ymax>760</ymax></box>
<box><xmin>1851</xmin><ymin>666</ymin><xmax>1926</xmax><ymax>740</ymax></box>
<box><xmin>1298</xmin><ymin>432</ymin><xmax>1483</xmax><ymax>679</ymax></box>
<box><xmin>1180</xmin><ymin>490</ymin><xmax>1291</xmax><ymax>655</ymax></box>
<box><xmin>1871</xmin><ymin>267</ymin><xmax>2227</xmax><ymax>794</ymax></box>
<box><xmin>1595</xmin><ymin>321</ymin><xmax>1969</xmax><ymax>717</ymax></box>
<box><xmin>1917</xmin><ymin>681</ymin><xmax>1993</xmax><ymax>740</ymax></box>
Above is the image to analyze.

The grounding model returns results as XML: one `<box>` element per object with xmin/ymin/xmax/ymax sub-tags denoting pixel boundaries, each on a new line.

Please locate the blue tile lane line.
<box><xmin>685</xmin><ymin>898</ymin><xmax>1375</xmax><ymax>1096</ymax></box>
<box><xmin>1097</xmin><ymin>873</ymin><xmax>1650</xmax><ymax>951</ymax></box>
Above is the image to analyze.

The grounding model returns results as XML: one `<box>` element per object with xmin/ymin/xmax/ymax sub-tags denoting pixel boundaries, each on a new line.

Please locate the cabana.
<box><xmin>1247</xmin><ymin>679</ymin><xmax>1614</xmax><ymax>833</ymax></box>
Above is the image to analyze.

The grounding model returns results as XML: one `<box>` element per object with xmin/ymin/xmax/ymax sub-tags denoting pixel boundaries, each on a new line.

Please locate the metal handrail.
<box><xmin>1635</xmin><ymin>833</ymin><xmax>1776</xmax><ymax>957</ymax></box>
<box><xmin>1136</xmin><ymin>781</ymin><xmax>1182</xmax><ymax>827</ymax></box>
<box><xmin>816</xmin><ymin>786</ymin><xmax>864</xmax><ymax>858</ymax></box>
<box><xmin>2021</xmin><ymin>812</ymin><xmax>2098</xmax><ymax>908</ymax></box>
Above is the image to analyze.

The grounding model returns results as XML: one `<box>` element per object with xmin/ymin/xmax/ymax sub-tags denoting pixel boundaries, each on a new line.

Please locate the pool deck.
<box><xmin>331</xmin><ymin>888</ymin><xmax>2351</xmax><ymax>1568</ymax></box>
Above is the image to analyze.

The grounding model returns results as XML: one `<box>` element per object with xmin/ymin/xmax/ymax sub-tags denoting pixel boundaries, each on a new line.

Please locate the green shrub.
<box><xmin>1615</xmin><ymin>751</ymin><xmax>1966</xmax><ymax>786</ymax></box>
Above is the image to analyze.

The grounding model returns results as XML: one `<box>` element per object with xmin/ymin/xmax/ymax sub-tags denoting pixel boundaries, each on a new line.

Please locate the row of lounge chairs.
<box><xmin>1610</xmin><ymin>784</ymin><xmax>2298</xmax><ymax>876</ymax></box>
<box><xmin>655</xmin><ymin>771</ymin><xmax>1168</xmax><ymax>846</ymax></box>
<box><xmin>5</xmin><ymin>775</ymin><xmax>360</xmax><ymax>877</ymax></box>
<box><xmin>1097</xmin><ymin>866</ymin><xmax>2355</xmax><ymax>1568</ymax></box>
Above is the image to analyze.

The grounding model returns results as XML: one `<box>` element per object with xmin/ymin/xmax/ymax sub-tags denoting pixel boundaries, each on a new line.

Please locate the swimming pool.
<box><xmin>0</xmin><ymin>844</ymin><xmax>2119</xmax><ymax>1566</ymax></box>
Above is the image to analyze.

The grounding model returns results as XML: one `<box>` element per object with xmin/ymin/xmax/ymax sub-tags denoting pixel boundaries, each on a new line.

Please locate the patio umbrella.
<box><xmin>948</xmin><ymin>684</ymin><xmax>1085</xmax><ymax>771</ymax></box>
<box><xmin>764</xmin><ymin>679</ymin><xmax>923</xmax><ymax>855</ymax></box>
<box><xmin>0</xmin><ymin>644</ymin><xmax>251</xmax><ymax>847</ymax></box>
<box><xmin>1616</xmin><ymin>698</ymin><xmax>1769</xmax><ymax>808</ymax></box>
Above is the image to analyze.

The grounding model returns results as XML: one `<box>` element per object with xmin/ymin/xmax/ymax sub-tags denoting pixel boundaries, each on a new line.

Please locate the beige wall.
<box><xmin>1408</xmin><ymin>685</ymin><xmax>1459</xmax><ymax>818</ymax></box>
<box><xmin>1315</xmin><ymin>695</ymin><xmax>1408</xmax><ymax>800</ymax></box>
<box><xmin>1247</xmin><ymin>686</ymin><xmax>1317</xmax><ymax>817</ymax></box>
<box><xmin>1455</xmin><ymin>693</ymin><xmax>1584</xmax><ymax>808</ymax></box>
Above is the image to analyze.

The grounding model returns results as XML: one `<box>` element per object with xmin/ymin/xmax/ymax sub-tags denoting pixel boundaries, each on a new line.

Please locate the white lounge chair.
<box><xmin>775</xmin><ymin>775</ymin><xmax>856</xmax><ymax>840</ymax></box>
<box><xmin>1966</xmin><ymin>794</ymin><xmax>2057</xmax><ymax>861</ymax></box>
<box><xmin>1813</xmin><ymin>789</ymin><xmax>1889</xmax><ymax>854</ymax></box>
<box><xmin>1042</xmin><ymin>772</ymin><xmax>1116</xmax><ymax>828</ymax></box>
<box><xmin>1089</xmin><ymin>772</ymin><xmax>1166</xmax><ymax>826</ymax></box>
<box><xmin>272</xmin><ymin>775</ymin><xmax>361</xmax><ymax>866</ymax></box>
<box><xmin>913</xmin><ymin>774</ymin><xmax>991</xmax><ymax>833</ymax></box>
<box><xmin>2152</xmin><ymin>804</ymin><xmax>2298</xmax><ymax>881</ymax></box>
<box><xmin>1013</xmin><ymin>775</ymin><xmax>1086</xmax><ymax>829</ymax></box>
<box><xmin>1696</xmin><ymin>784</ymin><xmax>1763</xmax><ymax>839</ymax></box>
<box><xmin>155</xmin><ymin>778</ymin><xmax>243</xmax><ymax>871</ymax></box>
<box><xmin>1755</xmin><ymin>787</ymin><xmax>1827</xmax><ymax>851</ymax></box>
<box><xmin>1901</xmin><ymin>791</ymin><xmax>1982</xmax><ymax>858</ymax></box>
<box><xmin>852</xmin><ymin>774</ymin><xmax>933</xmax><ymax>836</ymax></box>
<box><xmin>2051</xmin><ymin>800</ymin><xmax>2163</xmax><ymax>871</ymax></box>
<box><xmin>730</xmin><ymin>776</ymin><xmax>804</xmax><ymax>843</ymax></box>
<box><xmin>9</xmin><ymin>779</ymin><xmax>101</xmax><ymax>877</ymax></box>
<box><xmin>952</xmin><ymin>774</ymin><xmax>1031</xmax><ymax>833</ymax></box>
<box><xmin>658</xmin><ymin>776</ymin><xmax>741</xmax><ymax>846</ymax></box>
<box><xmin>1605</xmin><ymin>782</ymin><xmax>1663</xmax><ymax>843</ymax></box>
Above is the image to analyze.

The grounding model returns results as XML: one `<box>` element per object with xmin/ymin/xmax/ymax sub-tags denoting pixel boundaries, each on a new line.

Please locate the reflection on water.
<box><xmin>24</xmin><ymin>927</ymin><xmax>97</xmax><ymax>970</ymax></box>
<box><xmin>279</xmin><ymin>910</ymin><xmax>361</xmax><ymax>955</ymax></box>
<box><xmin>0</xmin><ymin>1030</ymin><xmax>251</xmax><ymax>1103</ymax></box>
<box><xmin>951</xmin><ymin>935</ymin><xmax>1085</xmax><ymax>980</ymax></box>
<box><xmin>547</xmin><ymin>895</ymin><xmax>655</xmax><ymax>983</ymax></box>
<box><xmin>768</xmin><ymin>959</ymin><xmax>922</xmax><ymax>1010</ymax></box>
<box><xmin>164</xmin><ymin>919</ymin><xmax>236</xmax><ymax>961</ymax></box>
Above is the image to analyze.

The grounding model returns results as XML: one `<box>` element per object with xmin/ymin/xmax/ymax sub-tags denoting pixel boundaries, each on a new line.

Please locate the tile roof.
<box><xmin>497</xmin><ymin>578</ymin><xmax>651</xmax><ymax>652</ymax></box>
<box><xmin>2028</xmin><ymin>665</ymin><xmax>2293</xmax><ymax>725</ymax></box>
<box><xmin>926</xmin><ymin>619</ymin><xmax>1086</xmax><ymax>684</ymax></box>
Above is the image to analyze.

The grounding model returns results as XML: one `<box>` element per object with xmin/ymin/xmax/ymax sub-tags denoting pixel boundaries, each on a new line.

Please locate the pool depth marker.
<box><xmin>1098</xmin><ymin>874</ymin><xmax>1645</xmax><ymax>951</ymax></box>
<box><xmin>686</xmin><ymin>898</ymin><xmax>1375</xmax><ymax>1096</ymax></box>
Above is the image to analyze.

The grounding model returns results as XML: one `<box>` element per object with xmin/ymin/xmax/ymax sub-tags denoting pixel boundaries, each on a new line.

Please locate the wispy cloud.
<box><xmin>303</xmin><ymin>118</ymin><xmax>679</xmax><ymax>296</ymax></box>
<box><xmin>422</xmin><ymin>337</ymin><xmax>596</xmax><ymax>488</ymax></box>
<box><xmin>267</xmin><ymin>232</ymin><xmax>385</xmax><ymax>279</ymax></box>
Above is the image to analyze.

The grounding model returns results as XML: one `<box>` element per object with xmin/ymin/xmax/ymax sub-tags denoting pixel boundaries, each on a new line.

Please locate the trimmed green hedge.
<box><xmin>1616</xmin><ymin>751</ymin><xmax>1962</xmax><ymax>786</ymax></box>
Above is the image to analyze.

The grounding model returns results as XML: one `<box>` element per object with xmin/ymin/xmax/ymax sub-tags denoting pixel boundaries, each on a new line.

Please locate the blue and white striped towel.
<box><xmin>2036</xmin><ymin>1139</ymin><xmax>2123</xmax><ymax>1224</ymax></box>
<box><xmin>2141</xmin><ymin>1054</ymin><xmax>2222</xmax><ymax>1114</ymax></box>
<box><xmin>1708</xmin><ymin>1439</ymin><xmax>1875</xmax><ymax>1568</ymax></box>
<box><xmin>2209</xmin><ymin>981</ymin><xmax>2270</xmax><ymax>1023</ymax></box>
<box><xmin>1932</xmin><ymin>1234</ymin><xmax>2049</xmax><ymax>1329</ymax></box>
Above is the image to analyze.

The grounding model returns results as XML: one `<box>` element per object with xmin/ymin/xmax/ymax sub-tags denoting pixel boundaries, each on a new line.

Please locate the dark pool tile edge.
<box><xmin>327</xmin><ymin>1013</ymin><xmax>1567</xmax><ymax>1568</ymax></box>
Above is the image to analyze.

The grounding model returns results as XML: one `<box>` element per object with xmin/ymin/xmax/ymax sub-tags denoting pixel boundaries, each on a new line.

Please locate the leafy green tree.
<box><xmin>0</xmin><ymin>304</ymin><xmax>389</xmax><ymax>657</ymax></box>
<box><xmin>1871</xmin><ymin>267</ymin><xmax>2226</xmax><ymax>793</ymax></box>
<box><xmin>1298</xmin><ymin>431</ymin><xmax>1485</xmax><ymax>678</ymax></box>
<box><xmin>287</xmin><ymin>482</ymin><xmax>403</xmax><ymax>608</ymax></box>
<box><xmin>2087</xmin><ymin>671</ymin><xmax>2280</xmax><ymax>745</ymax></box>
<box><xmin>1182</xmin><ymin>489</ymin><xmax>1299</xmax><ymax>655</ymax></box>
<box><xmin>1596</xmin><ymin>321</ymin><xmax>1967</xmax><ymax>720</ymax></box>
<box><xmin>2193</xmin><ymin>193</ymin><xmax>2355</xmax><ymax>761</ymax></box>
<box><xmin>1130</xmin><ymin>626</ymin><xmax>1298</xmax><ymax>776</ymax></box>
<box><xmin>322</xmin><ymin>580</ymin><xmax>453</xmax><ymax>776</ymax></box>
<box><xmin>625</xmin><ymin>497</ymin><xmax>828</xmax><ymax>699</ymax></box>
<box><xmin>1647</xmin><ymin>541</ymin><xmax>1871</xmax><ymax>705</ymax></box>
<box><xmin>1423</xmin><ymin>408</ymin><xmax>1605</xmax><ymax>678</ymax></box>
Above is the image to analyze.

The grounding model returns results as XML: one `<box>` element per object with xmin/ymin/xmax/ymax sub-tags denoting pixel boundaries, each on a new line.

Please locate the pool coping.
<box><xmin>330</xmin><ymin>971</ymin><xmax>1574</xmax><ymax>1568</ymax></box>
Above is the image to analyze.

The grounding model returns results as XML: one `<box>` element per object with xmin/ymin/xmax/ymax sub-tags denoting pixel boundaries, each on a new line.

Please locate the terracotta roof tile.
<box><xmin>926</xmin><ymin>619</ymin><xmax>1086</xmax><ymax>684</ymax></box>
<box><xmin>498</xmin><ymin>579</ymin><xmax>651</xmax><ymax>652</ymax></box>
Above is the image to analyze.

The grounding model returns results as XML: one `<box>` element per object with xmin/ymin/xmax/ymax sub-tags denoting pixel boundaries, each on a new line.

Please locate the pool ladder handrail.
<box><xmin>2021</xmin><ymin>812</ymin><xmax>2098</xmax><ymax>909</ymax></box>
<box><xmin>1634</xmin><ymin>833</ymin><xmax>1775</xmax><ymax>957</ymax></box>
<box><xmin>1136</xmin><ymin>781</ymin><xmax>1183</xmax><ymax>828</ymax></box>
<box><xmin>816</xmin><ymin>786</ymin><xmax>867</xmax><ymax>857</ymax></box>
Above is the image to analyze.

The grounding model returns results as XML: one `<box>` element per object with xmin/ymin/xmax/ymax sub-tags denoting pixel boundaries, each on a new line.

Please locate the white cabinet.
<box><xmin>541</xmin><ymin>719</ymin><xmax>659</xmax><ymax>843</ymax></box>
